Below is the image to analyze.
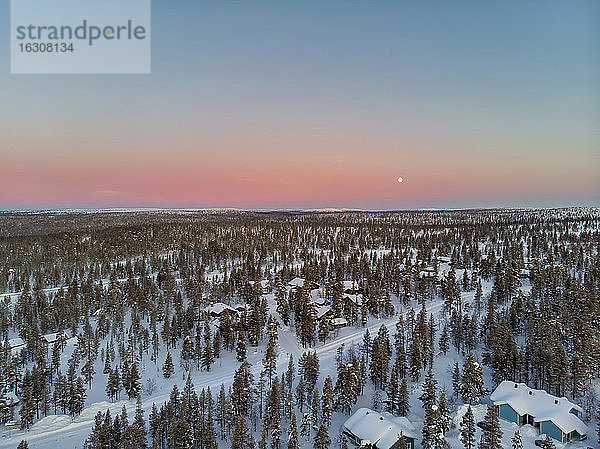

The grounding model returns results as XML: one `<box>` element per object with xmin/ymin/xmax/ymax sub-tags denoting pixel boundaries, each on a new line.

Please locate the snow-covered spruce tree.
<box><xmin>386</xmin><ymin>363</ymin><xmax>399</xmax><ymax>414</ymax></box>
<box><xmin>298</xmin><ymin>351</ymin><xmax>320</xmax><ymax>397</ymax></box>
<box><xmin>125</xmin><ymin>362</ymin><xmax>141</xmax><ymax>399</ymax></box>
<box><xmin>321</xmin><ymin>376</ymin><xmax>334</xmax><ymax>426</ymax></box>
<box><xmin>266</xmin><ymin>378</ymin><xmax>282</xmax><ymax>449</ymax></box>
<box><xmin>106</xmin><ymin>367</ymin><xmax>121</xmax><ymax>401</ymax></box>
<box><xmin>163</xmin><ymin>352</ymin><xmax>175</xmax><ymax>378</ymax></box>
<box><xmin>296</xmin><ymin>378</ymin><xmax>306</xmax><ymax>412</ymax></box>
<box><xmin>510</xmin><ymin>430</ymin><xmax>523</xmax><ymax>449</ymax></box>
<box><xmin>398</xmin><ymin>377</ymin><xmax>410</xmax><ymax>416</ymax></box>
<box><xmin>288</xmin><ymin>412</ymin><xmax>299</xmax><ymax>449</ymax></box>
<box><xmin>263</xmin><ymin>339</ymin><xmax>277</xmax><ymax>387</ymax></box>
<box><xmin>438</xmin><ymin>391</ymin><xmax>451</xmax><ymax>435</ymax></box>
<box><xmin>460</xmin><ymin>354</ymin><xmax>487</xmax><ymax>404</ymax></box>
<box><xmin>459</xmin><ymin>405</ymin><xmax>475</xmax><ymax>449</ymax></box>
<box><xmin>419</xmin><ymin>369</ymin><xmax>438</xmax><ymax>410</ymax></box>
<box><xmin>478</xmin><ymin>406</ymin><xmax>502</xmax><ymax>449</ymax></box>
<box><xmin>232</xmin><ymin>416</ymin><xmax>255</xmax><ymax>449</ymax></box>
<box><xmin>231</xmin><ymin>361</ymin><xmax>254</xmax><ymax>417</ymax></box>
<box><xmin>313</xmin><ymin>424</ymin><xmax>330</xmax><ymax>449</ymax></box>
<box><xmin>236</xmin><ymin>331</ymin><xmax>247</xmax><ymax>362</ymax></box>
<box><xmin>201</xmin><ymin>319</ymin><xmax>214</xmax><ymax>371</ymax></box>
<box><xmin>409</xmin><ymin>336</ymin><xmax>421</xmax><ymax>381</ymax></box>
<box><xmin>439</xmin><ymin>325</ymin><xmax>449</xmax><ymax>355</ymax></box>
<box><xmin>422</xmin><ymin>404</ymin><xmax>450</xmax><ymax>449</ymax></box>
<box><xmin>540</xmin><ymin>434</ymin><xmax>556</xmax><ymax>449</ymax></box>
<box><xmin>181</xmin><ymin>335</ymin><xmax>195</xmax><ymax>371</ymax></box>
<box><xmin>451</xmin><ymin>362</ymin><xmax>461</xmax><ymax>398</ymax></box>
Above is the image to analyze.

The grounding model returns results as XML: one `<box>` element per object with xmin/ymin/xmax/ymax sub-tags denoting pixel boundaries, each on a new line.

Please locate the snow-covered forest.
<box><xmin>0</xmin><ymin>208</ymin><xmax>598</xmax><ymax>449</ymax></box>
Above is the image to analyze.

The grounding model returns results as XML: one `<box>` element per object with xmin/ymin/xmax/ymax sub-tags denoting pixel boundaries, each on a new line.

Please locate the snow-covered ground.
<box><xmin>1</xmin><ymin>263</ymin><xmax>597</xmax><ymax>449</ymax></box>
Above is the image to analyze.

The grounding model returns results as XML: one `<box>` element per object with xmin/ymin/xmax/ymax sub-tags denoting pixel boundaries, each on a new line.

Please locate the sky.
<box><xmin>1</xmin><ymin>1</ymin><xmax>599</xmax><ymax>210</ymax></box>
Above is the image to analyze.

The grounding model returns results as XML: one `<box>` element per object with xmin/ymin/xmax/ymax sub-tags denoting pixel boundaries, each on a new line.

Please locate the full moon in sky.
<box><xmin>397</xmin><ymin>177</ymin><xmax>403</xmax><ymax>183</ymax></box>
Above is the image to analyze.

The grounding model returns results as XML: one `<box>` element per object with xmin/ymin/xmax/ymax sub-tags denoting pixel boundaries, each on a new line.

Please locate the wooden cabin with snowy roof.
<box><xmin>342</xmin><ymin>408</ymin><xmax>416</xmax><ymax>449</ymax></box>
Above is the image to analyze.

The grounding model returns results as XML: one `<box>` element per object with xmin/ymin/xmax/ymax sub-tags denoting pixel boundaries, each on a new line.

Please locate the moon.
<box><xmin>397</xmin><ymin>176</ymin><xmax>403</xmax><ymax>183</ymax></box>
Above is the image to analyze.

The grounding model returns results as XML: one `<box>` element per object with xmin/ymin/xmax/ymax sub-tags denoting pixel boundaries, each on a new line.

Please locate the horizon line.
<box><xmin>2</xmin><ymin>205</ymin><xmax>599</xmax><ymax>214</ymax></box>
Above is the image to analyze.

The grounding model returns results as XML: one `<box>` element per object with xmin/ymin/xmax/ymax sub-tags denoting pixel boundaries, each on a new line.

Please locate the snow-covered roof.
<box><xmin>343</xmin><ymin>294</ymin><xmax>362</xmax><ymax>305</ymax></box>
<box><xmin>343</xmin><ymin>408</ymin><xmax>417</xmax><ymax>448</ymax></box>
<box><xmin>8</xmin><ymin>337</ymin><xmax>24</xmax><ymax>349</ymax></box>
<box><xmin>288</xmin><ymin>277</ymin><xmax>305</xmax><ymax>287</ymax></box>
<box><xmin>491</xmin><ymin>381</ymin><xmax>588</xmax><ymax>436</ymax></box>
<box><xmin>316</xmin><ymin>305</ymin><xmax>332</xmax><ymax>319</ymax></box>
<box><xmin>343</xmin><ymin>280</ymin><xmax>361</xmax><ymax>291</ymax></box>
<box><xmin>42</xmin><ymin>331</ymin><xmax>69</xmax><ymax>343</ymax></box>
<box><xmin>206</xmin><ymin>302</ymin><xmax>238</xmax><ymax>316</ymax></box>
<box><xmin>331</xmin><ymin>317</ymin><xmax>348</xmax><ymax>327</ymax></box>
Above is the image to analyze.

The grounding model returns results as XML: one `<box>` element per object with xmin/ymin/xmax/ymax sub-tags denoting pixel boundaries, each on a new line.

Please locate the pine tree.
<box><xmin>266</xmin><ymin>379</ymin><xmax>282</xmax><ymax>449</ymax></box>
<box><xmin>126</xmin><ymin>363</ymin><xmax>141</xmax><ymax>399</ymax></box>
<box><xmin>452</xmin><ymin>362</ymin><xmax>461</xmax><ymax>398</ymax></box>
<box><xmin>163</xmin><ymin>352</ymin><xmax>175</xmax><ymax>378</ymax></box>
<box><xmin>17</xmin><ymin>441</ymin><xmax>28</xmax><ymax>449</ymax></box>
<box><xmin>296</xmin><ymin>378</ymin><xmax>306</xmax><ymax>413</ymax></box>
<box><xmin>231</xmin><ymin>362</ymin><xmax>254</xmax><ymax>417</ymax></box>
<box><xmin>398</xmin><ymin>377</ymin><xmax>410</xmax><ymax>416</ymax></box>
<box><xmin>202</xmin><ymin>320</ymin><xmax>214</xmax><ymax>371</ymax></box>
<box><xmin>386</xmin><ymin>364</ymin><xmax>399</xmax><ymax>414</ymax></box>
<box><xmin>321</xmin><ymin>376</ymin><xmax>334</xmax><ymax>426</ymax></box>
<box><xmin>422</xmin><ymin>404</ymin><xmax>450</xmax><ymax>449</ymax></box>
<box><xmin>173</xmin><ymin>409</ymin><xmax>193</xmax><ymax>449</ymax></box>
<box><xmin>419</xmin><ymin>369</ymin><xmax>438</xmax><ymax>410</ymax></box>
<box><xmin>103</xmin><ymin>355</ymin><xmax>112</xmax><ymax>375</ymax></box>
<box><xmin>438</xmin><ymin>391</ymin><xmax>451</xmax><ymax>435</ymax></box>
<box><xmin>511</xmin><ymin>430</ymin><xmax>523</xmax><ymax>449</ymax></box>
<box><xmin>236</xmin><ymin>331</ymin><xmax>247</xmax><ymax>362</ymax></box>
<box><xmin>82</xmin><ymin>357</ymin><xmax>95</xmax><ymax>389</ymax></box>
<box><xmin>106</xmin><ymin>367</ymin><xmax>121</xmax><ymax>401</ymax></box>
<box><xmin>313</xmin><ymin>424</ymin><xmax>330</xmax><ymax>449</ymax></box>
<box><xmin>288</xmin><ymin>412</ymin><xmax>299</xmax><ymax>449</ymax></box>
<box><xmin>479</xmin><ymin>406</ymin><xmax>502</xmax><ymax>449</ymax></box>
<box><xmin>439</xmin><ymin>326</ymin><xmax>449</xmax><ymax>355</ymax></box>
<box><xmin>19</xmin><ymin>382</ymin><xmax>35</xmax><ymax>429</ymax></box>
<box><xmin>461</xmin><ymin>354</ymin><xmax>487</xmax><ymax>404</ymax></box>
<box><xmin>409</xmin><ymin>336</ymin><xmax>421</xmax><ymax>381</ymax></box>
<box><xmin>318</xmin><ymin>316</ymin><xmax>330</xmax><ymax>344</ymax></box>
<box><xmin>259</xmin><ymin>427</ymin><xmax>268</xmax><ymax>449</ymax></box>
<box><xmin>68</xmin><ymin>376</ymin><xmax>86</xmax><ymax>416</ymax></box>
<box><xmin>539</xmin><ymin>435</ymin><xmax>556</xmax><ymax>449</ymax></box>
<box><xmin>232</xmin><ymin>416</ymin><xmax>255</xmax><ymax>449</ymax></box>
<box><xmin>460</xmin><ymin>405</ymin><xmax>476</xmax><ymax>449</ymax></box>
<box><xmin>263</xmin><ymin>340</ymin><xmax>277</xmax><ymax>387</ymax></box>
<box><xmin>181</xmin><ymin>335</ymin><xmax>195</xmax><ymax>371</ymax></box>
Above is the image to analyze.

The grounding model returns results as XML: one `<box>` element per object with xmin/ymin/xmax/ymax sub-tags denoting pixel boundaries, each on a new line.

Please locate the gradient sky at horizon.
<box><xmin>1</xmin><ymin>1</ymin><xmax>599</xmax><ymax>210</ymax></box>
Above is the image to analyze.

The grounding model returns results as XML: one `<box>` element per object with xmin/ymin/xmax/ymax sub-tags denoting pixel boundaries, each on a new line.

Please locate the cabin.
<box><xmin>330</xmin><ymin>317</ymin><xmax>348</xmax><ymax>329</ymax></box>
<box><xmin>7</xmin><ymin>338</ymin><xmax>24</xmax><ymax>352</ymax></box>
<box><xmin>490</xmin><ymin>381</ymin><xmax>588</xmax><ymax>443</ymax></box>
<box><xmin>42</xmin><ymin>330</ymin><xmax>70</xmax><ymax>346</ymax></box>
<box><xmin>5</xmin><ymin>421</ymin><xmax>21</xmax><ymax>430</ymax></box>
<box><xmin>343</xmin><ymin>280</ymin><xmax>363</xmax><ymax>295</ymax></box>
<box><xmin>316</xmin><ymin>305</ymin><xmax>333</xmax><ymax>321</ymax></box>
<box><xmin>342</xmin><ymin>408</ymin><xmax>417</xmax><ymax>449</ymax></box>
<box><xmin>205</xmin><ymin>302</ymin><xmax>239</xmax><ymax>319</ymax></box>
<box><xmin>342</xmin><ymin>294</ymin><xmax>363</xmax><ymax>307</ymax></box>
<box><xmin>288</xmin><ymin>277</ymin><xmax>319</xmax><ymax>291</ymax></box>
